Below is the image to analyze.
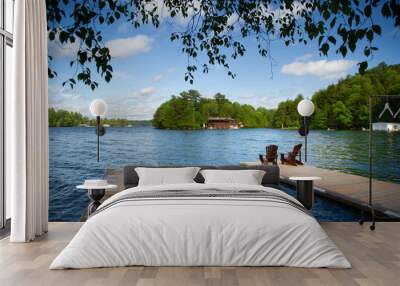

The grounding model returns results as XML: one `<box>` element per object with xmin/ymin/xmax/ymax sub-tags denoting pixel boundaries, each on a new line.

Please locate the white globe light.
<box><xmin>89</xmin><ymin>99</ymin><xmax>107</xmax><ymax>117</ymax></box>
<box><xmin>297</xmin><ymin>99</ymin><xmax>315</xmax><ymax>117</ymax></box>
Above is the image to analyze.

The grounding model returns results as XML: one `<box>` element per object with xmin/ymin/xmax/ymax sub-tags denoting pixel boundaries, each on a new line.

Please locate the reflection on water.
<box><xmin>49</xmin><ymin>127</ymin><xmax>400</xmax><ymax>221</ymax></box>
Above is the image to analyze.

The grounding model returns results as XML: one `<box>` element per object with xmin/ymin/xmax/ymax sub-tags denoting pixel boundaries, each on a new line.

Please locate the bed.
<box><xmin>50</xmin><ymin>166</ymin><xmax>350</xmax><ymax>269</ymax></box>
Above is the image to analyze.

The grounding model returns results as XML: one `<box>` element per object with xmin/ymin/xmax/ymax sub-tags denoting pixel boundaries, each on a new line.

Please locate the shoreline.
<box><xmin>48</xmin><ymin>125</ymin><xmax>376</xmax><ymax>131</ymax></box>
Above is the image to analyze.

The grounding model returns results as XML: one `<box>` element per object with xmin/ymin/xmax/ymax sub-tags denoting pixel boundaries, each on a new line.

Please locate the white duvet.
<box><xmin>50</xmin><ymin>183</ymin><xmax>351</xmax><ymax>269</ymax></box>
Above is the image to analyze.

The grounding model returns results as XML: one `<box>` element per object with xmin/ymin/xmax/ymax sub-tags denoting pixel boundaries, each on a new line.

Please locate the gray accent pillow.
<box><xmin>135</xmin><ymin>167</ymin><xmax>201</xmax><ymax>186</ymax></box>
<box><xmin>200</xmin><ymin>169</ymin><xmax>266</xmax><ymax>185</ymax></box>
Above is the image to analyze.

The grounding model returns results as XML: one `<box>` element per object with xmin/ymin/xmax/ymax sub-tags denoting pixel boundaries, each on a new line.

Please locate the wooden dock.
<box><xmin>242</xmin><ymin>162</ymin><xmax>400</xmax><ymax>219</ymax></box>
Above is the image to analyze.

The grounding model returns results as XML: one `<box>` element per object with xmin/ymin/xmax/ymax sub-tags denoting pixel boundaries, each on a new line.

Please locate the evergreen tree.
<box><xmin>332</xmin><ymin>101</ymin><xmax>353</xmax><ymax>129</ymax></box>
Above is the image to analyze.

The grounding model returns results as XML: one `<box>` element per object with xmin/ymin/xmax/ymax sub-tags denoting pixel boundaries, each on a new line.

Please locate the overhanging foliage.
<box><xmin>46</xmin><ymin>0</ymin><xmax>400</xmax><ymax>90</ymax></box>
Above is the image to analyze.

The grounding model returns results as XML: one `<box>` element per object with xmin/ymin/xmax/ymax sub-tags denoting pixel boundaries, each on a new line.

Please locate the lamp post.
<box><xmin>297</xmin><ymin>99</ymin><xmax>315</xmax><ymax>162</ymax></box>
<box><xmin>89</xmin><ymin>99</ymin><xmax>107</xmax><ymax>162</ymax></box>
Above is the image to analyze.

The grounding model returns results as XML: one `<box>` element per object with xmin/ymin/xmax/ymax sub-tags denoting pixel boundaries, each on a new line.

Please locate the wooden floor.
<box><xmin>1</xmin><ymin>222</ymin><xmax>399</xmax><ymax>286</ymax></box>
<box><xmin>242</xmin><ymin>162</ymin><xmax>400</xmax><ymax>218</ymax></box>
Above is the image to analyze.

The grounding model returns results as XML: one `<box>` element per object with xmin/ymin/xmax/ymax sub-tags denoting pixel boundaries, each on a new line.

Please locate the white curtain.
<box><xmin>8</xmin><ymin>0</ymin><xmax>49</xmax><ymax>242</ymax></box>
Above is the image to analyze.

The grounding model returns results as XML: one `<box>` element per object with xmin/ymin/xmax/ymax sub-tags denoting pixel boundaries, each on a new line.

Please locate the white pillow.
<box><xmin>200</xmin><ymin>169</ymin><xmax>265</xmax><ymax>185</ymax></box>
<box><xmin>135</xmin><ymin>167</ymin><xmax>201</xmax><ymax>186</ymax></box>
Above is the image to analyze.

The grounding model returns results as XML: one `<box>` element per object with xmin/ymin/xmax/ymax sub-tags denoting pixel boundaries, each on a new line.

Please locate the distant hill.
<box><xmin>311</xmin><ymin>62</ymin><xmax>400</xmax><ymax>130</ymax></box>
<box><xmin>262</xmin><ymin>62</ymin><xmax>400</xmax><ymax>130</ymax></box>
<box><xmin>152</xmin><ymin>63</ymin><xmax>400</xmax><ymax>130</ymax></box>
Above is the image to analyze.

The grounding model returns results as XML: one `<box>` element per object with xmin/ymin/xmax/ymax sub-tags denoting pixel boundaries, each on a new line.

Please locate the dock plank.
<box><xmin>276</xmin><ymin>163</ymin><xmax>400</xmax><ymax>218</ymax></box>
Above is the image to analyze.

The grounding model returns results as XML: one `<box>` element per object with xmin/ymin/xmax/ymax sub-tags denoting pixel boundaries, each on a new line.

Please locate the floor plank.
<box><xmin>1</xmin><ymin>222</ymin><xmax>399</xmax><ymax>286</ymax></box>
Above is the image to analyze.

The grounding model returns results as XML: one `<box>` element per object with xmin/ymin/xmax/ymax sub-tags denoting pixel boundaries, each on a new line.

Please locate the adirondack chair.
<box><xmin>259</xmin><ymin>145</ymin><xmax>278</xmax><ymax>165</ymax></box>
<box><xmin>280</xmin><ymin>144</ymin><xmax>303</xmax><ymax>166</ymax></box>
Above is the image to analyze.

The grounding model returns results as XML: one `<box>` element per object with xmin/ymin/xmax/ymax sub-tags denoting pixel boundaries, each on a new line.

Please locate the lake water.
<box><xmin>49</xmin><ymin>127</ymin><xmax>400</xmax><ymax>221</ymax></box>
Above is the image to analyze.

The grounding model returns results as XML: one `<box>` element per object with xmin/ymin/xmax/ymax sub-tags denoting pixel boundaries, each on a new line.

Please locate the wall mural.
<box><xmin>46</xmin><ymin>2</ymin><xmax>400</xmax><ymax>222</ymax></box>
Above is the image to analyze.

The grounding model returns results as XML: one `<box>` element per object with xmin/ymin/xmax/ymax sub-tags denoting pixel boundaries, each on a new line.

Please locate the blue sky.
<box><xmin>48</xmin><ymin>5</ymin><xmax>400</xmax><ymax>120</ymax></box>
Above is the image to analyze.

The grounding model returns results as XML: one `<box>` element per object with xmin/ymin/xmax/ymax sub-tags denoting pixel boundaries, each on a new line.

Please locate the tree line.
<box><xmin>48</xmin><ymin>108</ymin><xmax>150</xmax><ymax>127</ymax></box>
<box><xmin>153</xmin><ymin>90</ymin><xmax>275</xmax><ymax>129</ymax></box>
<box><xmin>49</xmin><ymin>63</ymin><xmax>400</xmax><ymax>130</ymax></box>
<box><xmin>153</xmin><ymin>63</ymin><xmax>400</xmax><ymax>130</ymax></box>
<box><xmin>311</xmin><ymin>62</ymin><xmax>400</xmax><ymax>130</ymax></box>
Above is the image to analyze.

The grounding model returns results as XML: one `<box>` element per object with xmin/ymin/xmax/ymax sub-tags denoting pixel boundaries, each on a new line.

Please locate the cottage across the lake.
<box><xmin>206</xmin><ymin>117</ymin><xmax>241</xmax><ymax>129</ymax></box>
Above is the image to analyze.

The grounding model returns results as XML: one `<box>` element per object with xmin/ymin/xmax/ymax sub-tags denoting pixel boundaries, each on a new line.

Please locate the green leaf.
<box><xmin>381</xmin><ymin>2</ymin><xmax>391</xmax><ymax>17</ymax></box>
<box><xmin>364</xmin><ymin>5</ymin><xmax>371</xmax><ymax>17</ymax></box>
<box><xmin>358</xmin><ymin>61</ymin><xmax>368</xmax><ymax>74</ymax></box>
<box><xmin>372</xmin><ymin>25</ymin><xmax>381</xmax><ymax>35</ymax></box>
<box><xmin>339</xmin><ymin>45</ymin><xmax>347</xmax><ymax>57</ymax></box>
<box><xmin>328</xmin><ymin>36</ymin><xmax>336</xmax><ymax>45</ymax></box>
<box><xmin>99</xmin><ymin>1</ymin><xmax>106</xmax><ymax>10</ymax></box>
<box><xmin>366</xmin><ymin>30</ymin><xmax>374</xmax><ymax>41</ymax></box>
<box><xmin>330</xmin><ymin>17</ymin><xmax>336</xmax><ymax>28</ymax></box>
<box><xmin>320</xmin><ymin>43</ymin><xmax>329</xmax><ymax>55</ymax></box>
<box><xmin>318</xmin><ymin>35</ymin><xmax>324</xmax><ymax>46</ymax></box>
<box><xmin>85</xmin><ymin>37</ymin><xmax>92</xmax><ymax>48</ymax></box>
<box><xmin>356</xmin><ymin>29</ymin><xmax>366</xmax><ymax>39</ymax></box>
<box><xmin>323</xmin><ymin>10</ymin><xmax>330</xmax><ymax>20</ymax></box>
<box><xmin>59</xmin><ymin>31</ymin><xmax>69</xmax><ymax>43</ymax></box>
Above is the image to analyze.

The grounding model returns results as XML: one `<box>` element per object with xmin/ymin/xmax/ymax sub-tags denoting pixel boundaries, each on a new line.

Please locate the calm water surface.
<box><xmin>49</xmin><ymin>127</ymin><xmax>400</xmax><ymax>221</ymax></box>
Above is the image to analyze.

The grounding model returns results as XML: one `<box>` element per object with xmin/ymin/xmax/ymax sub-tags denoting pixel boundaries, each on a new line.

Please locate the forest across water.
<box><xmin>49</xmin><ymin>63</ymin><xmax>400</xmax><ymax>130</ymax></box>
<box><xmin>153</xmin><ymin>63</ymin><xmax>400</xmax><ymax>130</ymax></box>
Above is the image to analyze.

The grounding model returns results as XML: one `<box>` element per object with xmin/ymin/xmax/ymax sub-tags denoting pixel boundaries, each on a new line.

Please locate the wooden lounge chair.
<box><xmin>259</xmin><ymin>144</ymin><xmax>278</xmax><ymax>165</ymax></box>
<box><xmin>280</xmin><ymin>144</ymin><xmax>303</xmax><ymax>166</ymax></box>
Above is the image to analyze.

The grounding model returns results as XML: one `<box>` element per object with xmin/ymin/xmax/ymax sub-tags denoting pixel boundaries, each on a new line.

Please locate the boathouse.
<box><xmin>206</xmin><ymin>117</ymin><xmax>240</xmax><ymax>129</ymax></box>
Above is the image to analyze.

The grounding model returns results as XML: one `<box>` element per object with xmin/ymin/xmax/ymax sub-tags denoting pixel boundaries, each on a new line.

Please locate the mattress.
<box><xmin>50</xmin><ymin>183</ymin><xmax>351</xmax><ymax>269</ymax></box>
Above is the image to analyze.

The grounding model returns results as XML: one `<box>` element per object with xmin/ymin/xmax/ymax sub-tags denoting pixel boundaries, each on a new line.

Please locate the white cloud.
<box><xmin>129</xmin><ymin>86</ymin><xmax>157</xmax><ymax>100</ymax></box>
<box><xmin>294</xmin><ymin>53</ymin><xmax>313</xmax><ymax>62</ymax></box>
<box><xmin>48</xmin><ymin>85</ymin><xmax>85</xmax><ymax>112</ymax></box>
<box><xmin>137</xmin><ymin>86</ymin><xmax>157</xmax><ymax>96</ymax></box>
<box><xmin>117</xmin><ymin>23</ymin><xmax>130</xmax><ymax>34</ymax></box>
<box><xmin>104</xmin><ymin>87</ymin><xmax>164</xmax><ymax>119</ymax></box>
<box><xmin>146</xmin><ymin>0</ymin><xmax>201</xmax><ymax>26</ymax></box>
<box><xmin>48</xmin><ymin>31</ymin><xmax>80</xmax><ymax>58</ymax></box>
<box><xmin>49</xmin><ymin>33</ymin><xmax>153</xmax><ymax>60</ymax></box>
<box><xmin>152</xmin><ymin>74</ymin><xmax>163</xmax><ymax>82</ymax></box>
<box><xmin>166</xmin><ymin>67</ymin><xmax>176</xmax><ymax>73</ymax></box>
<box><xmin>281</xmin><ymin>59</ymin><xmax>356</xmax><ymax>79</ymax></box>
<box><xmin>257</xmin><ymin>1</ymin><xmax>309</xmax><ymax>23</ymax></box>
<box><xmin>152</xmin><ymin>67</ymin><xmax>176</xmax><ymax>82</ymax></box>
<box><xmin>49</xmin><ymin>85</ymin><xmax>162</xmax><ymax>119</ymax></box>
<box><xmin>113</xmin><ymin>70</ymin><xmax>132</xmax><ymax>79</ymax></box>
<box><xmin>106</xmin><ymin>35</ymin><xmax>153</xmax><ymax>58</ymax></box>
<box><xmin>227</xmin><ymin>13</ymin><xmax>239</xmax><ymax>26</ymax></box>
